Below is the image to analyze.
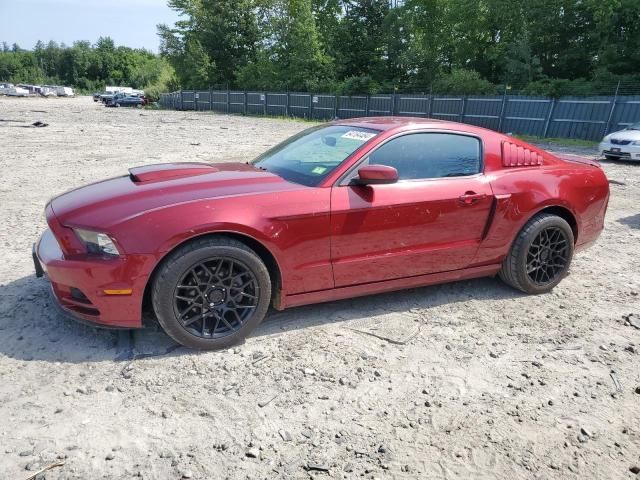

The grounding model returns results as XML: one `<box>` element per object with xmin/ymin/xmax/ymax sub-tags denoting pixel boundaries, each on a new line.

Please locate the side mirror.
<box><xmin>352</xmin><ymin>165</ymin><xmax>398</xmax><ymax>185</ymax></box>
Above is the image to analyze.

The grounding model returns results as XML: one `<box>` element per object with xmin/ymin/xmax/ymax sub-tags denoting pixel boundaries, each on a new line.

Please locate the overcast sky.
<box><xmin>0</xmin><ymin>0</ymin><xmax>181</xmax><ymax>52</ymax></box>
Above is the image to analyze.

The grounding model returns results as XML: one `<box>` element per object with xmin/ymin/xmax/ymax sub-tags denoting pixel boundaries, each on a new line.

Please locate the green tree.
<box><xmin>333</xmin><ymin>1</ymin><xmax>390</xmax><ymax>82</ymax></box>
<box><xmin>0</xmin><ymin>37</ymin><xmax>176</xmax><ymax>95</ymax></box>
<box><xmin>159</xmin><ymin>0</ymin><xmax>259</xmax><ymax>88</ymax></box>
<box><xmin>3</xmin><ymin>0</ymin><xmax>639</xmax><ymax>97</ymax></box>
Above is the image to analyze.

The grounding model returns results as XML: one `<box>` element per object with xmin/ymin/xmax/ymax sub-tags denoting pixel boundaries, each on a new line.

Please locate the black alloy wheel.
<box><xmin>152</xmin><ymin>237</ymin><xmax>271</xmax><ymax>350</ymax></box>
<box><xmin>525</xmin><ymin>226</ymin><xmax>569</xmax><ymax>286</ymax></box>
<box><xmin>499</xmin><ymin>213</ymin><xmax>575</xmax><ymax>294</ymax></box>
<box><xmin>173</xmin><ymin>257</ymin><xmax>259</xmax><ymax>339</ymax></box>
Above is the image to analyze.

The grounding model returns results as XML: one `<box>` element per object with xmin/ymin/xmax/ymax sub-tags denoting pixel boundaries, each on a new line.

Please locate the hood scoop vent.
<box><xmin>129</xmin><ymin>163</ymin><xmax>219</xmax><ymax>183</ymax></box>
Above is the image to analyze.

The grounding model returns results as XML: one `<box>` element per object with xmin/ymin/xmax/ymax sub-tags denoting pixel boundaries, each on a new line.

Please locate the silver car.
<box><xmin>599</xmin><ymin>121</ymin><xmax>640</xmax><ymax>161</ymax></box>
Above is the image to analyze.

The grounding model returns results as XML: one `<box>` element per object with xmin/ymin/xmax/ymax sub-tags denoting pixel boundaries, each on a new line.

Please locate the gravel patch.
<box><xmin>0</xmin><ymin>96</ymin><xmax>638</xmax><ymax>479</ymax></box>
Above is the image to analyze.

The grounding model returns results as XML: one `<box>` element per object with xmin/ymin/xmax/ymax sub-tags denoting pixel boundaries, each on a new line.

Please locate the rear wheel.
<box><xmin>152</xmin><ymin>237</ymin><xmax>271</xmax><ymax>350</ymax></box>
<box><xmin>499</xmin><ymin>213</ymin><xmax>574</xmax><ymax>294</ymax></box>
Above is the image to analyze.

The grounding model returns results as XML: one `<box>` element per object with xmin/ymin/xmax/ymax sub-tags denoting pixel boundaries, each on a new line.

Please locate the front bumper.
<box><xmin>34</xmin><ymin>228</ymin><xmax>153</xmax><ymax>328</ymax></box>
<box><xmin>598</xmin><ymin>141</ymin><xmax>640</xmax><ymax>160</ymax></box>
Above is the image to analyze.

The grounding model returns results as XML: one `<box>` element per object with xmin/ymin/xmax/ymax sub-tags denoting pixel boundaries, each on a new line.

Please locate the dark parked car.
<box><xmin>105</xmin><ymin>93</ymin><xmax>144</xmax><ymax>108</ymax></box>
<box><xmin>98</xmin><ymin>92</ymin><xmax>115</xmax><ymax>103</ymax></box>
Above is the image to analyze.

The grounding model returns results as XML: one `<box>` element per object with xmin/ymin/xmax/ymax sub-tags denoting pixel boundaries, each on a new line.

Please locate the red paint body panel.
<box><xmin>35</xmin><ymin>229</ymin><xmax>154</xmax><ymax>327</ymax></box>
<box><xmin>34</xmin><ymin>117</ymin><xmax>609</xmax><ymax>328</ymax></box>
<box><xmin>356</xmin><ymin>164</ymin><xmax>399</xmax><ymax>183</ymax></box>
<box><xmin>282</xmin><ymin>264</ymin><xmax>501</xmax><ymax>309</ymax></box>
<box><xmin>330</xmin><ymin>177</ymin><xmax>493</xmax><ymax>286</ymax></box>
<box><xmin>128</xmin><ymin>162</ymin><xmax>221</xmax><ymax>182</ymax></box>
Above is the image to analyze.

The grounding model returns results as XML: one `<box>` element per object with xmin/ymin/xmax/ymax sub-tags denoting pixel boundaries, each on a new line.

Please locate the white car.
<box><xmin>599</xmin><ymin>122</ymin><xmax>640</xmax><ymax>161</ymax></box>
<box><xmin>5</xmin><ymin>86</ymin><xmax>29</xmax><ymax>97</ymax></box>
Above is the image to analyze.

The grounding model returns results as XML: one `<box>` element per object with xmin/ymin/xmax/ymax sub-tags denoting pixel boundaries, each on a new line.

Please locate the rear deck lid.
<box><xmin>553</xmin><ymin>153</ymin><xmax>602</xmax><ymax>168</ymax></box>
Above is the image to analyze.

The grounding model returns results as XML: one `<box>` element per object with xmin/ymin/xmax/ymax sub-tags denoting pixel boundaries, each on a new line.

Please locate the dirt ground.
<box><xmin>0</xmin><ymin>96</ymin><xmax>638</xmax><ymax>480</ymax></box>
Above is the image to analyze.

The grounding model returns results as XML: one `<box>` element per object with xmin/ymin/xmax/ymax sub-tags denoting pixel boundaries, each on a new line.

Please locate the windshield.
<box><xmin>251</xmin><ymin>125</ymin><xmax>379</xmax><ymax>186</ymax></box>
<box><xmin>627</xmin><ymin>122</ymin><xmax>640</xmax><ymax>130</ymax></box>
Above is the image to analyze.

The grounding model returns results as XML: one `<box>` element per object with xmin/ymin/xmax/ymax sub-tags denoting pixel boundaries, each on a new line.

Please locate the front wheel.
<box><xmin>152</xmin><ymin>237</ymin><xmax>271</xmax><ymax>350</ymax></box>
<box><xmin>499</xmin><ymin>213</ymin><xmax>574</xmax><ymax>294</ymax></box>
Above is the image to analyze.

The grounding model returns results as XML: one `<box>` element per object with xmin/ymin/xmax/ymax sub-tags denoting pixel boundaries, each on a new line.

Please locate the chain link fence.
<box><xmin>159</xmin><ymin>90</ymin><xmax>640</xmax><ymax>141</ymax></box>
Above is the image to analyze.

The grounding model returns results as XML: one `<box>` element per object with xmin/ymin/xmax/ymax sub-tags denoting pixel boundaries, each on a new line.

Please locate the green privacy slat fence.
<box><xmin>159</xmin><ymin>90</ymin><xmax>640</xmax><ymax>141</ymax></box>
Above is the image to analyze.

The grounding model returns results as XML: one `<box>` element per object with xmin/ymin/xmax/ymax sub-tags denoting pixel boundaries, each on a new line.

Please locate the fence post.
<box><xmin>543</xmin><ymin>99</ymin><xmax>557</xmax><ymax>138</ymax></box>
<box><xmin>334</xmin><ymin>95</ymin><xmax>339</xmax><ymax>119</ymax></box>
<box><xmin>460</xmin><ymin>95</ymin><xmax>467</xmax><ymax>123</ymax></box>
<box><xmin>180</xmin><ymin>90</ymin><xmax>184</xmax><ymax>111</ymax></box>
<box><xmin>226</xmin><ymin>89</ymin><xmax>231</xmax><ymax>114</ymax></box>
<box><xmin>365</xmin><ymin>94</ymin><xmax>370</xmax><ymax>117</ymax></box>
<box><xmin>285</xmin><ymin>91</ymin><xmax>290</xmax><ymax>117</ymax></box>
<box><xmin>243</xmin><ymin>91</ymin><xmax>247</xmax><ymax>115</ymax></box>
<box><xmin>603</xmin><ymin>81</ymin><xmax>620</xmax><ymax>136</ymax></box>
<box><xmin>390</xmin><ymin>92</ymin><xmax>396</xmax><ymax>116</ymax></box>
<box><xmin>497</xmin><ymin>90</ymin><xmax>507</xmax><ymax>132</ymax></box>
<box><xmin>309</xmin><ymin>94</ymin><xmax>314</xmax><ymax>119</ymax></box>
<box><xmin>209</xmin><ymin>87</ymin><xmax>213</xmax><ymax>111</ymax></box>
<box><xmin>427</xmin><ymin>93</ymin><xmax>433</xmax><ymax>118</ymax></box>
<box><xmin>263</xmin><ymin>91</ymin><xmax>267</xmax><ymax>116</ymax></box>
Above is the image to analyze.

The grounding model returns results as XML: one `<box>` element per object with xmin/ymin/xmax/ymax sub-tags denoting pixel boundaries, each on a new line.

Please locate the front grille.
<box><xmin>611</xmin><ymin>138</ymin><xmax>631</xmax><ymax>145</ymax></box>
<box><xmin>604</xmin><ymin>150</ymin><xmax>631</xmax><ymax>157</ymax></box>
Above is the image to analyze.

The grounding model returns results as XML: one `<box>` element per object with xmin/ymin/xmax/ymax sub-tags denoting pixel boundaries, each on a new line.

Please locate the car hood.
<box><xmin>605</xmin><ymin>128</ymin><xmax>640</xmax><ymax>141</ymax></box>
<box><xmin>49</xmin><ymin>162</ymin><xmax>304</xmax><ymax>229</ymax></box>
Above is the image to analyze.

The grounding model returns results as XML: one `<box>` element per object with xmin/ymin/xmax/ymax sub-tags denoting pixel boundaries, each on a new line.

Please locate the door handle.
<box><xmin>459</xmin><ymin>192</ymin><xmax>487</xmax><ymax>205</ymax></box>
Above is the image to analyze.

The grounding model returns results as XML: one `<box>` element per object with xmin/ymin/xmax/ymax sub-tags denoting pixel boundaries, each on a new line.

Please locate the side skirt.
<box><xmin>277</xmin><ymin>264</ymin><xmax>501</xmax><ymax>310</ymax></box>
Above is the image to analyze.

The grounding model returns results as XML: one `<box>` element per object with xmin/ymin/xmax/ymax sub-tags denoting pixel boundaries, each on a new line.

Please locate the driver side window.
<box><xmin>365</xmin><ymin>133</ymin><xmax>482</xmax><ymax>180</ymax></box>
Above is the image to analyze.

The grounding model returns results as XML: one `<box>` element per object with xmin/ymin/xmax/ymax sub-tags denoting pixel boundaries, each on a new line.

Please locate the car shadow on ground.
<box><xmin>0</xmin><ymin>272</ymin><xmax>522</xmax><ymax>364</ymax></box>
<box><xmin>254</xmin><ymin>276</ymin><xmax>521</xmax><ymax>340</ymax></box>
<box><xmin>619</xmin><ymin>213</ymin><xmax>640</xmax><ymax>230</ymax></box>
<box><xmin>599</xmin><ymin>158</ymin><xmax>640</xmax><ymax>166</ymax></box>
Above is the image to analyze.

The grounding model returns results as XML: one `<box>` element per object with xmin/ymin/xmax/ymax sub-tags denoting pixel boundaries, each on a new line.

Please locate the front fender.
<box><xmin>113</xmin><ymin>188</ymin><xmax>333</xmax><ymax>297</ymax></box>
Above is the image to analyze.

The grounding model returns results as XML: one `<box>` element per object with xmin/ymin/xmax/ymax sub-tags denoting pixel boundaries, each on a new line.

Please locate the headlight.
<box><xmin>74</xmin><ymin>228</ymin><xmax>120</xmax><ymax>256</ymax></box>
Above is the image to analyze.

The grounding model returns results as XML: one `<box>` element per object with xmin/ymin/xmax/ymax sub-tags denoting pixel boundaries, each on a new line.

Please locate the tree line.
<box><xmin>0</xmin><ymin>38</ymin><xmax>178</xmax><ymax>99</ymax></box>
<box><xmin>158</xmin><ymin>0</ymin><xmax>640</xmax><ymax>96</ymax></box>
<box><xmin>2</xmin><ymin>0</ymin><xmax>639</xmax><ymax>98</ymax></box>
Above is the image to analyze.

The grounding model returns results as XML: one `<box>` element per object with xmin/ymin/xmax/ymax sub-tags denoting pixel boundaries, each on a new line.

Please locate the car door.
<box><xmin>330</xmin><ymin>131</ymin><xmax>494</xmax><ymax>287</ymax></box>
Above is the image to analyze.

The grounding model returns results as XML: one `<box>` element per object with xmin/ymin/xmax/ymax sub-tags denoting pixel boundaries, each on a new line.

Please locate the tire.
<box><xmin>499</xmin><ymin>213</ymin><xmax>574</xmax><ymax>294</ymax></box>
<box><xmin>115</xmin><ymin>103</ymin><xmax>120</xmax><ymax>108</ymax></box>
<box><xmin>151</xmin><ymin>237</ymin><xmax>271</xmax><ymax>350</ymax></box>
<box><xmin>604</xmin><ymin>154</ymin><xmax>619</xmax><ymax>161</ymax></box>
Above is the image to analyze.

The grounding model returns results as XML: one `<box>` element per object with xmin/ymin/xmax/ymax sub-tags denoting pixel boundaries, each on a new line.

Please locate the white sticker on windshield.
<box><xmin>341</xmin><ymin>130</ymin><xmax>376</xmax><ymax>141</ymax></box>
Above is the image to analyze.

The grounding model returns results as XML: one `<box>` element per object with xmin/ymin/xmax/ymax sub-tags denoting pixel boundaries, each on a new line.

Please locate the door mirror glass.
<box><xmin>353</xmin><ymin>165</ymin><xmax>398</xmax><ymax>185</ymax></box>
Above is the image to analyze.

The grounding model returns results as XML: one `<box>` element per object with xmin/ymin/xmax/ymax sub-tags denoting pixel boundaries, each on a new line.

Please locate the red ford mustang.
<box><xmin>33</xmin><ymin>117</ymin><xmax>609</xmax><ymax>349</ymax></box>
